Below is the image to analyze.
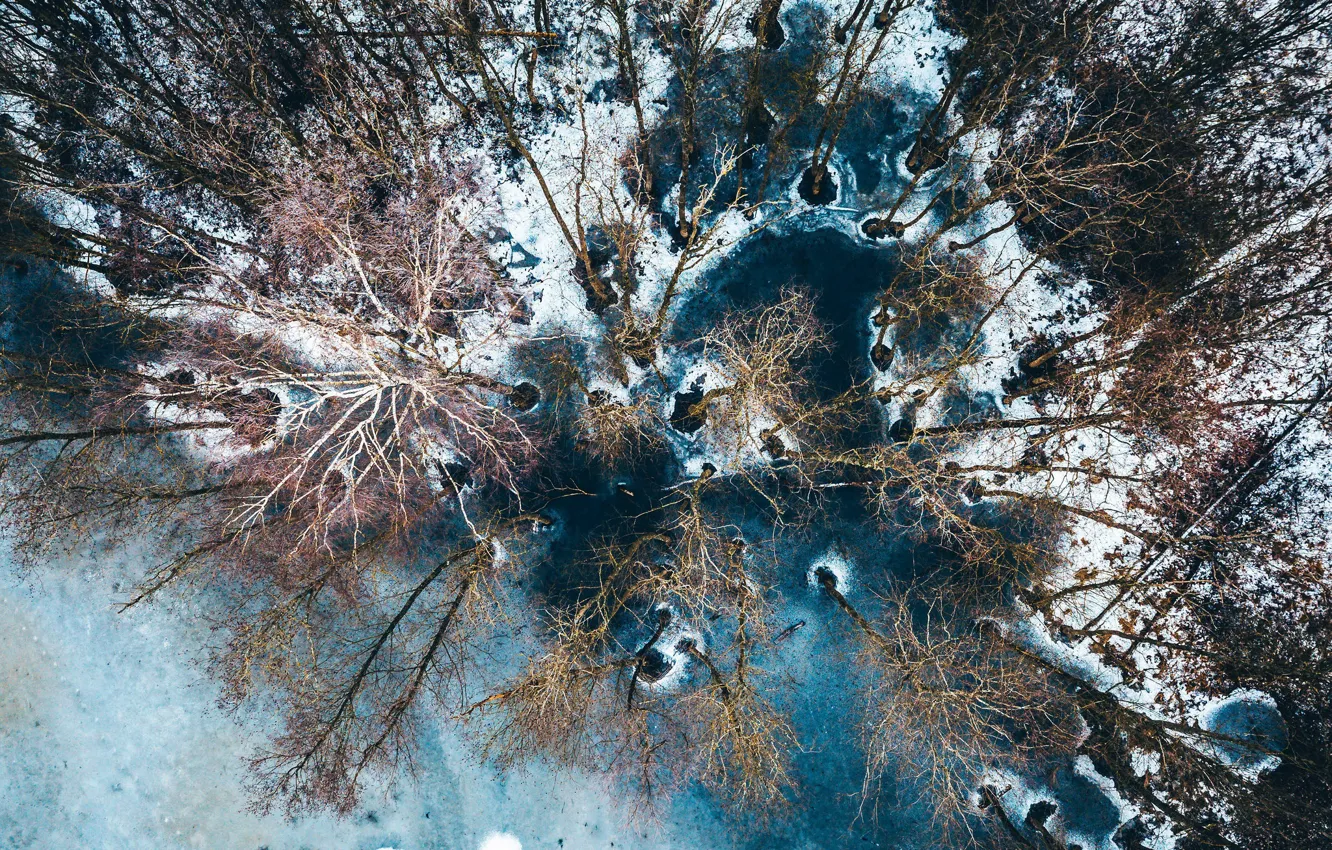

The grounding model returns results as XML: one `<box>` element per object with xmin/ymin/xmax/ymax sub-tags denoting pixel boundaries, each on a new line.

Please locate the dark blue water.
<box><xmin>673</xmin><ymin>226</ymin><xmax>900</xmax><ymax>428</ymax></box>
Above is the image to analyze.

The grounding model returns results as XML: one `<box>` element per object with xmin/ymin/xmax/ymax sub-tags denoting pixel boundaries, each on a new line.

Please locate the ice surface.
<box><xmin>1197</xmin><ymin>690</ymin><xmax>1287</xmax><ymax>777</ymax></box>
<box><xmin>0</xmin><ymin>545</ymin><xmax>735</xmax><ymax>850</ymax></box>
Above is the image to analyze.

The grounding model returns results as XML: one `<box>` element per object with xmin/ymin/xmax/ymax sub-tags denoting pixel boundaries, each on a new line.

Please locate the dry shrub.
<box><xmin>698</xmin><ymin>289</ymin><xmax>828</xmax><ymax>447</ymax></box>
<box><xmin>580</xmin><ymin>389</ymin><xmax>665</xmax><ymax>465</ymax></box>
<box><xmin>858</xmin><ymin>592</ymin><xmax>1082</xmax><ymax>836</ymax></box>
<box><xmin>262</xmin><ymin>152</ymin><xmax>511</xmax><ymax>333</ymax></box>
<box><xmin>679</xmin><ymin>642</ymin><xmax>798</xmax><ymax>813</ymax></box>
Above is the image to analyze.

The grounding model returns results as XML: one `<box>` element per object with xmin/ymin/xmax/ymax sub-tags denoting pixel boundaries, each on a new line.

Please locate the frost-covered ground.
<box><xmin>0</xmin><ymin>545</ymin><xmax>735</xmax><ymax>850</ymax></box>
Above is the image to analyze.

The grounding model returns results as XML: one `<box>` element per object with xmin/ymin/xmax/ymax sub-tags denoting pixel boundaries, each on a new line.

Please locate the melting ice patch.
<box><xmin>1197</xmin><ymin>689</ymin><xmax>1287</xmax><ymax>777</ymax></box>
<box><xmin>986</xmin><ymin>756</ymin><xmax>1133</xmax><ymax>850</ymax></box>
<box><xmin>641</xmin><ymin>625</ymin><xmax>705</xmax><ymax>693</ymax></box>
<box><xmin>807</xmin><ymin>549</ymin><xmax>854</xmax><ymax>591</ymax></box>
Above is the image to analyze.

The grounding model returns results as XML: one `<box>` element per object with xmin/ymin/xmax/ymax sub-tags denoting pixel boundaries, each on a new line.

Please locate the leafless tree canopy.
<box><xmin>2</xmin><ymin>0</ymin><xmax>1332</xmax><ymax>844</ymax></box>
